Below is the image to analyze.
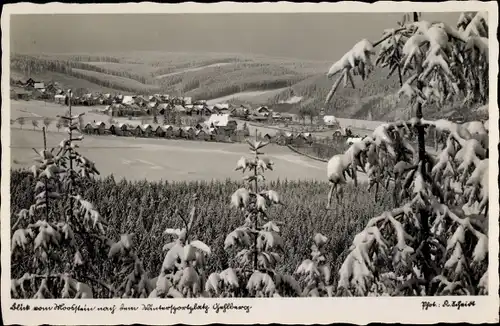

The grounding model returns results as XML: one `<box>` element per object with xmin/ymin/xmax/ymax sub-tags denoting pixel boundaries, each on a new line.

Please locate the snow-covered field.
<box><xmin>154</xmin><ymin>62</ymin><xmax>233</xmax><ymax>79</ymax></box>
<box><xmin>206</xmin><ymin>88</ymin><xmax>288</xmax><ymax>105</ymax></box>
<box><xmin>10</xmin><ymin>129</ymin><xmax>334</xmax><ymax>182</ymax></box>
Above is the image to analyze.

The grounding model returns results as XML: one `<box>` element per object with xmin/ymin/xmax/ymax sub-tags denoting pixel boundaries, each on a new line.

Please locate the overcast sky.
<box><xmin>10</xmin><ymin>12</ymin><xmax>460</xmax><ymax>61</ymax></box>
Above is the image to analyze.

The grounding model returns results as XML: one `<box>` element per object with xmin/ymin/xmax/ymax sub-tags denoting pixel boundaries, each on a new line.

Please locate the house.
<box><xmin>122</xmin><ymin>95</ymin><xmax>135</xmax><ymax>105</ymax></box>
<box><xmin>183</xmin><ymin>126</ymin><xmax>196</xmax><ymax>139</ymax></box>
<box><xmin>214</xmin><ymin>103</ymin><xmax>231</xmax><ymax>115</ymax></box>
<box><xmin>54</xmin><ymin>94</ymin><xmax>65</xmax><ymax>103</ymax></box>
<box><xmin>44</xmin><ymin>83</ymin><xmax>58</xmax><ymax>94</ymax></box>
<box><xmin>263</xmin><ymin>133</ymin><xmax>275</xmax><ymax>142</ymax></box>
<box><xmin>173</xmin><ymin>105</ymin><xmax>186</xmax><ymax>114</ymax></box>
<box><xmin>107</xmin><ymin>104</ymin><xmax>123</xmax><ymax>116</ymax></box>
<box><xmin>133</xmin><ymin>125</ymin><xmax>144</xmax><ymax>137</ymax></box>
<box><xmin>195</xmin><ymin>129</ymin><xmax>208</xmax><ymax>141</ymax></box>
<box><xmin>109</xmin><ymin>123</ymin><xmax>129</xmax><ymax>136</ymax></box>
<box><xmin>99</xmin><ymin>94</ymin><xmax>113</xmax><ymax>105</ymax></box>
<box><xmin>323</xmin><ymin>115</ymin><xmax>340</xmax><ymax>128</ymax></box>
<box><xmin>276</xmin><ymin>131</ymin><xmax>295</xmax><ymax>145</ymax></box>
<box><xmin>205</xmin><ymin>113</ymin><xmax>238</xmax><ymax>135</ymax></box>
<box><xmin>157</xmin><ymin>103</ymin><xmax>170</xmax><ymax>115</ymax></box>
<box><xmin>83</xmin><ymin>123</ymin><xmax>101</xmax><ymax>135</ymax></box>
<box><xmin>173</xmin><ymin>127</ymin><xmax>183</xmax><ymax>138</ymax></box>
<box><xmin>256</xmin><ymin>106</ymin><xmax>271</xmax><ymax>116</ymax></box>
<box><xmin>11</xmin><ymin>88</ymin><xmax>31</xmax><ymax>100</ymax></box>
<box><xmin>193</xmin><ymin>99</ymin><xmax>207</xmax><ymax>105</ymax></box>
<box><xmin>295</xmin><ymin>132</ymin><xmax>313</xmax><ymax>146</ymax></box>
<box><xmin>200</xmin><ymin>105</ymin><xmax>212</xmax><ymax>116</ymax></box>
<box><xmin>231</xmin><ymin>105</ymin><xmax>251</xmax><ymax>118</ymax></box>
<box><xmin>191</xmin><ymin>104</ymin><xmax>208</xmax><ymax>116</ymax></box>
<box><xmin>123</xmin><ymin>104</ymin><xmax>144</xmax><ymax>117</ymax></box>
<box><xmin>162</xmin><ymin>125</ymin><xmax>174</xmax><ymax>138</ymax></box>
<box><xmin>184</xmin><ymin>104</ymin><xmax>194</xmax><ymax>116</ymax></box>
<box><xmin>171</xmin><ymin>97</ymin><xmax>184</xmax><ymax>105</ymax></box>
<box><xmin>34</xmin><ymin>82</ymin><xmax>45</xmax><ymax>90</ymax></box>
<box><xmin>154</xmin><ymin>125</ymin><xmax>173</xmax><ymax>138</ymax></box>
<box><xmin>277</xmin><ymin>113</ymin><xmax>294</xmax><ymax>122</ymax></box>
<box><xmin>93</xmin><ymin>121</ymin><xmax>106</xmax><ymax>134</ymax></box>
<box><xmin>81</xmin><ymin>94</ymin><xmax>97</xmax><ymax>106</ymax></box>
<box><xmin>154</xmin><ymin>125</ymin><xmax>166</xmax><ymax>137</ymax></box>
<box><xmin>25</xmin><ymin>78</ymin><xmax>37</xmax><ymax>88</ymax></box>
<box><xmin>140</xmin><ymin>124</ymin><xmax>153</xmax><ymax>137</ymax></box>
<box><xmin>134</xmin><ymin>96</ymin><xmax>147</xmax><ymax>107</ymax></box>
<box><xmin>30</xmin><ymin>88</ymin><xmax>45</xmax><ymax>99</ymax></box>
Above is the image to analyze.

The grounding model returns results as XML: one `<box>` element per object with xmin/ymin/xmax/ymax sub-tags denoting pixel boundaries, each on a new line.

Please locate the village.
<box><xmin>11</xmin><ymin>77</ymin><xmax>361</xmax><ymax>149</ymax></box>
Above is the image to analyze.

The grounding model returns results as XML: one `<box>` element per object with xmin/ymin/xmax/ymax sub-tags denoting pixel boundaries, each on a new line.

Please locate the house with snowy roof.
<box><xmin>205</xmin><ymin>113</ymin><xmax>238</xmax><ymax>136</ymax></box>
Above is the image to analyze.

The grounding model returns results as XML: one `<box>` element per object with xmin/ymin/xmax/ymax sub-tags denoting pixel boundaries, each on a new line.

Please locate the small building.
<box><xmin>173</xmin><ymin>127</ymin><xmax>183</xmax><ymax>138</ymax></box>
<box><xmin>110</xmin><ymin>123</ymin><xmax>129</xmax><ymax>136</ymax></box>
<box><xmin>11</xmin><ymin>88</ymin><xmax>31</xmax><ymax>100</ymax></box>
<box><xmin>154</xmin><ymin>125</ymin><xmax>165</xmax><ymax>137</ymax></box>
<box><xmin>195</xmin><ymin>129</ymin><xmax>208</xmax><ymax>141</ymax></box>
<box><xmin>256</xmin><ymin>106</ymin><xmax>271</xmax><ymax>116</ymax></box>
<box><xmin>232</xmin><ymin>105</ymin><xmax>251</xmax><ymax>118</ymax></box>
<box><xmin>214</xmin><ymin>103</ymin><xmax>231</xmax><ymax>115</ymax></box>
<box><xmin>173</xmin><ymin>105</ymin><xmax>186</xmax><ymax>114</ymax></box>
<box><xmin>89</xmin><ymin>121</ymin><xmax>106</xmax><ymax>134</ymax></box>
<box><xmin>295</xmin><ymin>132</ymin><xmax>313</xmax><ymax>146</ymax></box>
<box><xmin>140</xmin><ymin>124</ymin><xmax>153</xmax><ymax>137</ymax></box>
<box><xmin>205</xmin><ymin>113</ymin><xmax>238</xmax><ymax>136</ymax></box>
<box><xmin>263</xmin><ymin>133</ymin><xmax>274</xmax><ymax>142</ymax></box>
<box><xmin>122</xmin><ymin>95</ymin><xmax>135</xmax><ymax>105</ymax></box>
<box><xmin>84</xmin><ymin>123</ymin><xmax>99</xmax><ymax>135</ymax></box>
<box><xmin>183</xmin><ymin>126</ymin><xmax>196</xmax><ymax>139</ymax></box>
<box><xmin>34</xmin><ymin>82</ymin><xmax>45</xmax><ymax>90</ymax></box>
<box><xmin>157</xmin><ymin>103</ymin><xmax>170</xmax><ymax>115</ymax></box>
<box><xmin>323</xmin><ymin>115</ymin><xmax>340</xmax><ymax>128</ymax></box>
<box><xmin>25</xmin><ymin>78</ymin><xmax>36</xmax><ymax>88</ymax></box>
<box><xmin>133</xmin><ymin>125</ymin><xmax>144</xmax><ymax>137</ymax></box>
<box><xmin>163</xmin><ymin>125</ymin><xmax>174</xmax><ymax>138</ymax></box>
<box><xmin>171</xmin><ymin>97</ymin><xmax>184</xmax><ymax>105</ymax></box>
<box><xmin>154</xmin><ymin>125</ymin><xmax>173</xmax><ymax>138</ymax></box>
<box><xmin>54</xmin><ymin>94</ymin><xmax>65</xmax><ymax>103</ymax></box>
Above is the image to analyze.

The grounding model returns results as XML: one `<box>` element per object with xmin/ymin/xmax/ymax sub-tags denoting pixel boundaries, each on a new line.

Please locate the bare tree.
<box><xmin>31</xmin><ymin>119</ymin><xmax>39</xmax><ymax>131</ymax></box>
<box><xmin>17</xmin><ymin>117</ymin><xmax>25</xmax><ymax>129</ymax></box>
<box><xmin>43</xmin><ymin>117</ymin><xmax>53</xmax><ymax>130</ymax></box>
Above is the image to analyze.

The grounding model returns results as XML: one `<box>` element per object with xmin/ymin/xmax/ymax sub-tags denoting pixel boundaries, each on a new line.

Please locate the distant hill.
<box><xmin>10</xmin><ymin>51</ymin><xmax>483</xmax><ymax>121</ymax></box>
<box><xmin>267</xmin><ymin>67</ymin><xmax>408</xmax><ymax>120</ymax></box>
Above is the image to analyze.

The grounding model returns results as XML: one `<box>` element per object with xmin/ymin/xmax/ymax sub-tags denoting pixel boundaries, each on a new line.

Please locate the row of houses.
<box><xmin>11</xmin><ymin>77</ymin><xmax>293</xmax><ymax>124</ymax></box>
<box><xmin>81</xmin><ymin>118</ymin><xmax>316</xmax><ymax>147</ymax></box>
<box><xmin>82</xmin><ymin>112</ymin><xmax>238</xmax><ymax>136</ymax></box>
<box><xmin>82</xmin><ymin>121</ymin><xmax>244</xmax><ymax>142</ymax></box>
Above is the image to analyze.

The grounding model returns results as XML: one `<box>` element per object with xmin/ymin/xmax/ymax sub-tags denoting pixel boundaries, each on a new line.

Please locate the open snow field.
<box><xmin>10</xmin><ymin>129</ymin><xmax>331</xmax><ymax>182</ymax></box>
